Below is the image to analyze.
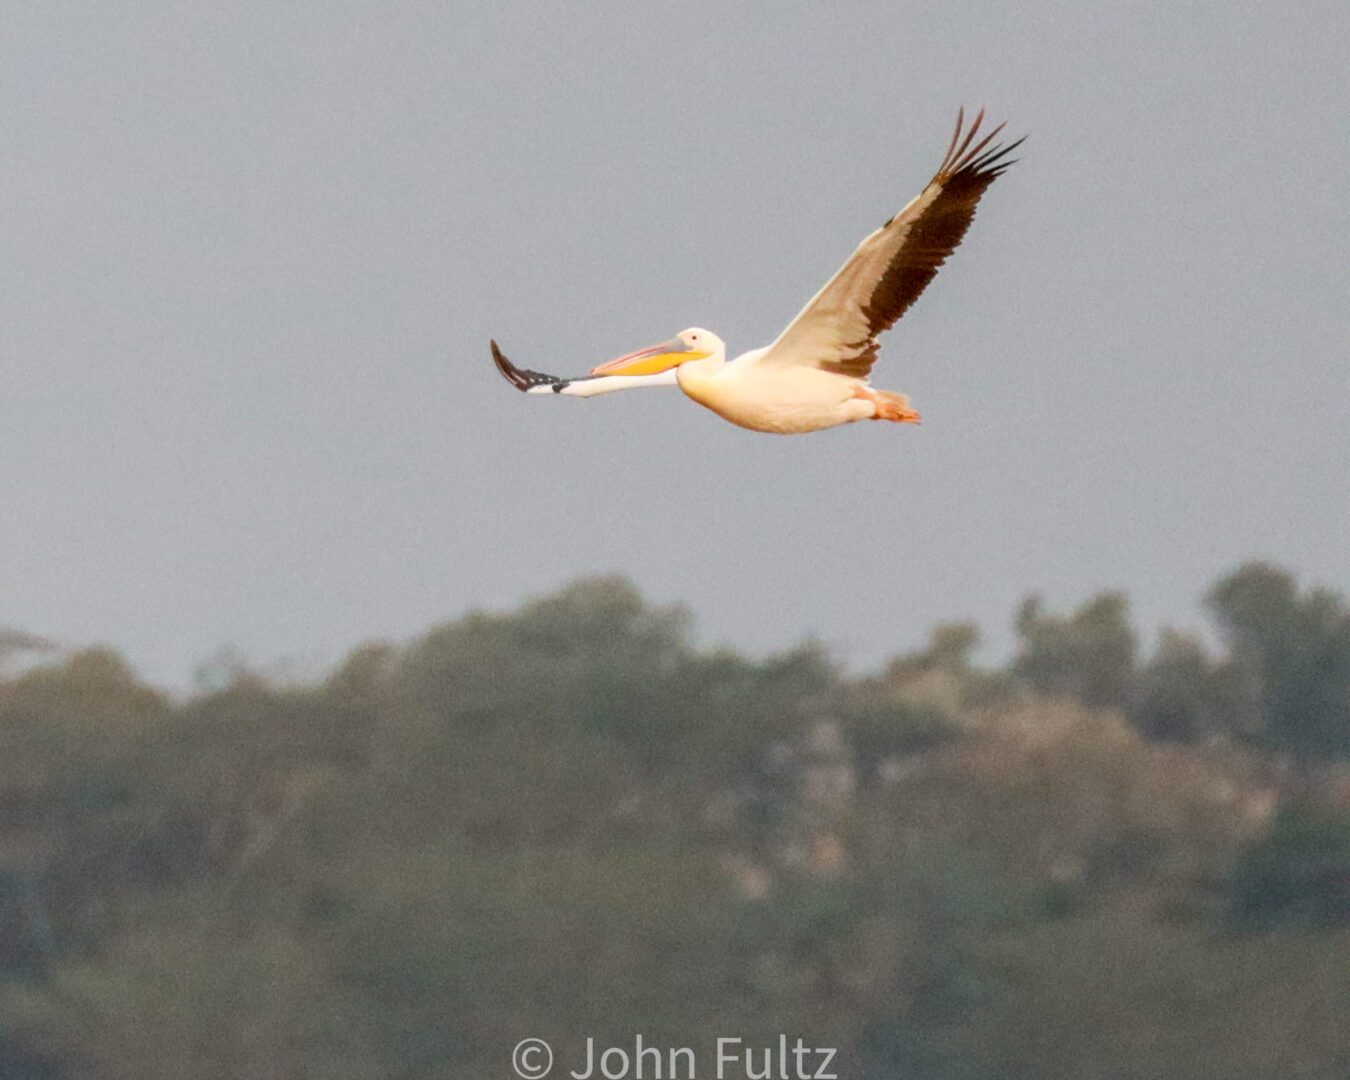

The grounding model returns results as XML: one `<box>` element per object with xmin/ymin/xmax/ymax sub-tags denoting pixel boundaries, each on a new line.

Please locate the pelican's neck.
<box><xmin>677</xmin><ymin>353</ymin><xmax>720</xmax><ymax>379</ymax></box>
<box><xmin>675</xmin><ymin>353</ymin><xmax>725</xmax><ymax>402</ymax></box>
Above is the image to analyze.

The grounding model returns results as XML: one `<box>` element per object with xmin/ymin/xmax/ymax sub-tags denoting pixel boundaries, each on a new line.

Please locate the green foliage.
<box><xmin>1013</xmin><ymin>591</ymin><xmax>1138</xmax><ymax>711</ymax></box>
<box><xmin>1</xmin><ymin>566</ymin><xmax>1348</xmax><ymax>1078</ymax></box>
<box><xmin>1208</xmin><ymin>562</ymin><xmax>1350</xmax><ymax>761</ymax></box>
<box><xmin>1230</xmin><ymin>802</ymin><xmax>1350</xmax><ymax>929</ymax></box>
<box><xmin>887</xmin><ymin>620</ymin><xmax>981</xmax><ymax>681</ymax></box>
<box><xmin>1130</xmin><ymin>628</ymin><xmax>1248</xmax><ymax>743</ymax></box>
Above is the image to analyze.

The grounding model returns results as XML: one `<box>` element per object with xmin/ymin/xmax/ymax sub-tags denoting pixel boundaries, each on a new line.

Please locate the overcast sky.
<box><xmin>3</xmin><ymin>2</ymin><xmax>1347</xmax><ymax>686</ymax></box>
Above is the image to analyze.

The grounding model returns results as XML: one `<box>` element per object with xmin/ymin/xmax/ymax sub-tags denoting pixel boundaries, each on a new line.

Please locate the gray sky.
<box><xmin>3</xmin><ymin>2</ymin><xmax>1348</xmax><ymax>686</ymax></box>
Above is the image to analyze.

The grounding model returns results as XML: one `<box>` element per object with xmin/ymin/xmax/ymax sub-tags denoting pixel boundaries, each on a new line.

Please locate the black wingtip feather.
<box><xmin>940</xmin><ymin>109</ymin><xmax>1026</xmax><ymax>184</ymax></box>
<box><xmin>968</xmin><ymin>133</ymin><xmax>1027</xmax><ymax>175</ymax></box>
<box><xmin>490</xmin><ymin>339</ymin><xmax>573</xmax><ymax>394</ymax></box>
<box><xmin>490</xmin><ymin>339</ymin><xmax>525</xmax><ymax>390</ymax></box>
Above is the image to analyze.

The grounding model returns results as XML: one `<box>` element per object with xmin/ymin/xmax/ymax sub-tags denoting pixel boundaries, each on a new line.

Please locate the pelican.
<box><xmin>491</xmin><ymin>109</ymin><xmax>1023</xmax><ymax>435</ymax></box>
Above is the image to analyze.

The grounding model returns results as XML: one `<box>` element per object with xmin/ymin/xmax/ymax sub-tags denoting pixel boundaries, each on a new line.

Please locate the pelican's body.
<box><xmin>676</xmin><ymin>352</ymin><xmax>873</xmax><ymax>434</ymax></box>
<box><xmin>491</xmin><ymin>109</ymin><xmax>1023</xmax><ymax>436</ymax></box>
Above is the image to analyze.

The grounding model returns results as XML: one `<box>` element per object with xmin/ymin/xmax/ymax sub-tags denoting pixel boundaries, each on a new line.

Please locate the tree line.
<box><xmin>0</xmin><ymin>561</ymin><xmax>1347</xmax><ymax>1078</ymax></box>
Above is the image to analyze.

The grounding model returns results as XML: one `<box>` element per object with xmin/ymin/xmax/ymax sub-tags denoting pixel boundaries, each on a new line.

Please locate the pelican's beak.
<box><xmin>590</xmin><ymin>337</ymin><xmax>710</xmax><ymax>376</ymax></box>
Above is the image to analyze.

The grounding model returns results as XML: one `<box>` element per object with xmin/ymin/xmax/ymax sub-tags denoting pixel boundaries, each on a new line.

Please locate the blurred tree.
<box><xmin>1130</xmin><ymin>628</ymin><xmax>1251</xmax><ymax>743</ymax></box>
<box><xmin>967</xmin><ymin>897</ymin><xmax>1350</xmax><ymax>1079</ymax></box>
<box><xmin>2</xmin><ymin>647</ymin><xmax>167</xmax><ymax>725</ymax></box>
<box><xmin>1207</xmin><ymin>563</ymin><xmax>1350</xmax><ymax>762</ymax></box>
<box><xmin>0</xmin><ymin>649</ymin><xmax>177</xmax><ymax>968</ymax></box>
<box><xmin>1013</xmin><ymin>592</ymin><xmax>1137</xmax><ymax>712</ymax></box>
<box><xmin>887</xmin><ymin>621</ymin><xmax>981</xmax><ymax>681</ymax></box>
<box><xmin>1229</xmin><ymin>801</ymin><xmax>1350</xmax><ymax>929</ymax></box>
<box><xmin>2</xmin><ymin>907</ymin><xmax>378</xmax><ymax>1080</ymax></box>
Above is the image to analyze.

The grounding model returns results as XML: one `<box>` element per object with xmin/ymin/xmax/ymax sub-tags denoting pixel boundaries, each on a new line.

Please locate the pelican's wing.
<box><xmin>756</xmin><ymin>109</ymin><xmax>1023</xmax><ymax>379</ymax></box>
<box><xmin>491</xmin><ymin>340</ymin><xmax>679</xmax><ymax>398</ymax></box>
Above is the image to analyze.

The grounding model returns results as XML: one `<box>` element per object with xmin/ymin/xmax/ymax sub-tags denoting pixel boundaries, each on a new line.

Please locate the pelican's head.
<box><xmin>589</xmin><ymin>327</ymin><xmax>725</xmax><ymax>376</ymax></box>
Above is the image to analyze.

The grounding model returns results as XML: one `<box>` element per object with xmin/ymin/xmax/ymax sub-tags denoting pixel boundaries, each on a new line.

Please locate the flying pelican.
<box><xmin>491</xmin><ymin>109</ymin><xmax>1023</xmax><ymax>435</ymax></box>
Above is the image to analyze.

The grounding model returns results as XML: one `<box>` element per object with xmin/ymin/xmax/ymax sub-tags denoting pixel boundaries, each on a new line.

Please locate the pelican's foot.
<box><xmin>857</xmin><ymin>387</ymin><xmax>922</xmax><ymax>424</ymax></box>
<box><xmin>880</xmin><ymin>401</ymin><xmax>922</xmax><ymax>424</ymax></box>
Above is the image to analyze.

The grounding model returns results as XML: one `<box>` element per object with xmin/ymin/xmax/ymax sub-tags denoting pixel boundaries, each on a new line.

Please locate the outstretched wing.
<box><xmin>492</xmin><ymin>340</ymin><xmax>574</xmax><ymax>393</ymax></box>
<box><xmin>756</xmin><ymin>108</ymin><xmax>1024</xmax><ymax>380</ymax></box>
<box><xmin>491</xmin><ymin>340</ymin><xmax>678</xmax><ymax>398</ymax></box>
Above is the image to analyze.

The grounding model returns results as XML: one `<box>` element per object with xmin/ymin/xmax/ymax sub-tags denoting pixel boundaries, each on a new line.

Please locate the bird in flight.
<box><xmin>491</xmin><ymin>108</ymin><xmax>1023</xmax><ymax>435</ymax></box>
